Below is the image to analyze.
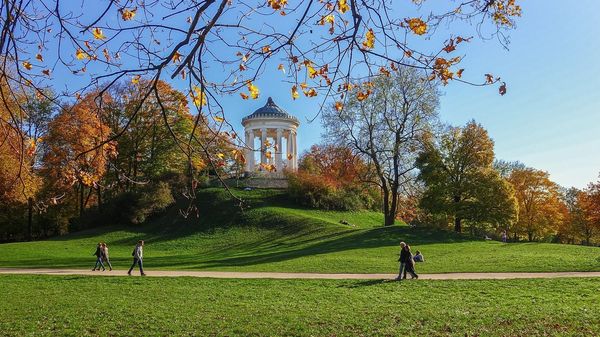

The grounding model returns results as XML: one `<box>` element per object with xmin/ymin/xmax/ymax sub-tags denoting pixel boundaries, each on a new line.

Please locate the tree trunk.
<box><xmin>382</xmin><ymin>186</ymin><xmax>393</xmax><ymax>226</ymax></box>
<box><xmin>454</xmin><ymin>216</ymin><xmax>462</xmax><ymax>233</ymax></box>
<box><xmin>97</xmin><ymin>186</ymin><xmax>103</xmax><ymax>212</ymax></box>
<box><xmin>27</xmin><ymin>197</ymin><xmax>33</xmax><ymax>241</ymax></box>
<box><xmin>528</xmin><ymin>231</ymin><xmax>533</xmax><ymax>242</ymax></box>
<box><xmin>453</xmin><ymin>194</ymin><xmax>461</xmax><ymax>232</ymax></box>
<box><xmin>79</xmin><ymin>183</ymin><xmax>84</xmax><ymax>217</ymax></box>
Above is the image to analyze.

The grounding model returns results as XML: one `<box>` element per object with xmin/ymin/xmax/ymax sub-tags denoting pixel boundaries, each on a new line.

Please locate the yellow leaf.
<box><xmin>247</xmin><ymin>82</ymin><xmax>260</xmax><ymax>99</ymax></box>
<box><xmin>121</xmin><ymin>8</ymin><xmax>136</xmax><ymax>21</ymax></box>
<box><xmin>265</xmin><ymin>151</ymin><xmax>272</xmax><ymax>159</ymax></box>
<box><xmin>362</xmin><ymin>28</ymin><xmax>375</xmax><ymax>49</ymax></box>
<box><xmin>214</xmin><ymin>116</ymin><xmax>225</xmax><ymax>123</ymax></box>
<box><xmin>36</xmin><ymin>54</ymin><xmax>43</xmax><ymax>62</ymax></box>
<box><xmin>291</xmin><ymin>85</ymin><xmax>299</xmax><ymax>100</ymax></box>
<box><xmin>217</xmin><ymin>153</ymin><xmax>225</xmax><ymax>159</ymax></box>
<box><xmin>131</xmin><ymin>75</ymin><xmax>141</xmax><ymax>84</ymax></box>
<box><xmin>405</xmin><ymin>18</ymin><xmax>427</xmax><ymax>35</ymax></box>
<box><xmin>337</xmin><ymin>0</ymin><xmax>349</xmax><ymax>14</ymax></box>
<box><xmin>287</xmin><ymin>153</ymin><xmax>293</xmax><ymax>160</ymax></box>
<box><xmin>75</xmin><ymin>49</ymin><xmax>88</xmax><ymax>60</ymax></box>
<box><xmin>22</xmin><ymin>61</ymin><xmax>32</xmax><ymax>70</ymax></box>
<box><xmin>92</xmin><ymin>27</ymin><xmax>106</xmax><ymax>40</ymax></box>
<box><xmin>191</xmin><ymin>86</ymin><xmax>207</xmax><ymax>107</ymax></box>
<box><xmin>307</xmin><ymin>64</ymin><xmax>318</xmax><ymax>78</ymax></box>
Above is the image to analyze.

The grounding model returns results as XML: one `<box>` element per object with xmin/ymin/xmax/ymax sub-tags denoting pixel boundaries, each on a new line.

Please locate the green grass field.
<box><xmin>1</xmin><ymin>188</ymin><xmax>599</xmax><ymax>274</ymax></box>
<box><xmin>1</xmin><ymin>274</ymin><xmax>599</xmax><ymax>336</ymax></box>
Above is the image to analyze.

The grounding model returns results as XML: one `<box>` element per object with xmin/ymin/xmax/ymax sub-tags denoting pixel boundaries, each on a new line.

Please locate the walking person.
<box><xmin>403</xmin><ymin>244</ymin><xmax>419</xmax><ymax>279</ymax></box>
<box><xmin>128</xmin><ymin>240</ymin><xmax>146</xmax><ymax>276</ymax></box>
<box><xmin>101</xmin><ymin>243</ymin><xmax>113</xmax><ymax>271</ymax></box>
<box><xmin>396</xmin><ymin>242</ymin><xmax>418</xmax><ymax>280</ymax></box>
<box><xmin>396</xmin><ymin>242</ymin><xmax>409</xmax><ymax>280</ymax></box>
<box><xmin>92</xmin><ymin>243</ymin><xmax>106</xmax><ymax>271</ymax></box>
<box><xmin>501</xmin><ymin>230</ymin><xmax>507</xmax><ymax>243</ymax></box>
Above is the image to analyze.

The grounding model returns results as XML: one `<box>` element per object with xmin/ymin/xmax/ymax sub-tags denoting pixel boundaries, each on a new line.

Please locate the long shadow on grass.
<box><xmin>195</xmin><ymin>226</ymin><xmax>468</xmax><ymax>269</ymax></box>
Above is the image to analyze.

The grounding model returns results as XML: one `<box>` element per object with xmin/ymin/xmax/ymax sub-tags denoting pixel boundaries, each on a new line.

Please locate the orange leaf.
<box><xmin>499</xmin><ymin>82</ymin><xmax>507</xmax><ymax>96</ymax></box>
<box><xmin>121</xmin><ymin>7</ymin><xmax>136</xmax><ymax>21</ymax></box>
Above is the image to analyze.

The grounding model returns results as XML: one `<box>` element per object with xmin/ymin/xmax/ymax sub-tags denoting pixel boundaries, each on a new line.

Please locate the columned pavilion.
<box><xmin>242</xmin><ymin>97</ymin><xmax>299</xmax><ymax>175</ymax></box>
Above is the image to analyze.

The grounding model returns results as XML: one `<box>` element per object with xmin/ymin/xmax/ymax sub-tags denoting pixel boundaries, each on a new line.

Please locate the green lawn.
<box><xmin>1</xmin><ymin>274</ymin><xmax>599</xmax><ymax>336</ymax></box>
<box><xmin>0</xmin><ymin>188</ymin><xmax>599</xmax><ymax>273</ymax></box>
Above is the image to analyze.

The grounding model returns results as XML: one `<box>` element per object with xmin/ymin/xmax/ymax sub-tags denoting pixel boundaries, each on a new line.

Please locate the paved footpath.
<box><xmin>1</xmin><ymin>268</ymin><xmax>600</xmax><ymax>280</ymax></box>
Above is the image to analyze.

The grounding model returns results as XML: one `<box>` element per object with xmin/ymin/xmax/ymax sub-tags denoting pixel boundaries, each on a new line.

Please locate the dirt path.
<box><xmin>1</xmin><ymin>268</ymin><xmax>600</xmax><ymax>280</ymax></box>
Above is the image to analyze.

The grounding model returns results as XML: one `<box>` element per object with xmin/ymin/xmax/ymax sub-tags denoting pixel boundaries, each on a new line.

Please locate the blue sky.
<box><xmin>34</xmin><ymin>1</ymin><xmax>600</xmax><ymax>189</ymax></box>
<box><xmin>225</xmin><ymin>0</ymin><xmax>600</xmax><ymax>189</ymax></box>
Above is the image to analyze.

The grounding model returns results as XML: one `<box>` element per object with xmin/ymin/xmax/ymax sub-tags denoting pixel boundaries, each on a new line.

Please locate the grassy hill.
<box><xmin>0</xmin><ymin>188</ymin><xmax>599</xmax><ymax>273</ymax></box>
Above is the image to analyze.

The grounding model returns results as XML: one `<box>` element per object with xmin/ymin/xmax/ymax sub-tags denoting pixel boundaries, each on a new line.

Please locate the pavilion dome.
<box><xmin>241</xmin><ymin>97</ymin><xmax>298</xmax><ymax>125</ymax></box>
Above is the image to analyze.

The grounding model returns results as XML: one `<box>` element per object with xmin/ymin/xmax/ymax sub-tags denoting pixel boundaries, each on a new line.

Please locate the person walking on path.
<box><xmin>396</xmin><ymin>242</ymin><xmax>418</xmax><ymax>280</ymax></box>
<box><xmin>128</xmin><ymin>240</ymin><xmax>146</xmax><ymax>276</ymax></box>
<box><xmin>403</xmin><ymin>244</ymin><xmax>419</xmax><ymax>279</ymax></box>
<box><xmin>92</xmin><ymin>243</ymin><xmax>106</xmax><ymax>271</ymax></box>
<box><xmin>101</xmin><ymin>243</ymin><xmax>113</xmax><ymax>271</ymax></box>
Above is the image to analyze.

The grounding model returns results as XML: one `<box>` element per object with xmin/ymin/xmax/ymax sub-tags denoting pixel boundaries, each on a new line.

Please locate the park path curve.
<box><xmin>1</xmin><ymin>268</ymin><xmax>600</xmax><ymax>280</ymax></box>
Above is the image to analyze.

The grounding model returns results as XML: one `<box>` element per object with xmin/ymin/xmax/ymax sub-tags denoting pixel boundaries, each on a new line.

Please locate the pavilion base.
<box><xmin>243</xmin><ymin>172</ymin><xmax>289</xmax><ymax>189</ymax></box>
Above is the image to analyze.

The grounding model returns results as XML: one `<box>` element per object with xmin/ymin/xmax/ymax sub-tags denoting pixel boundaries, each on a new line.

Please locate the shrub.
<box><xmin>288</xmin><ymin>172</ymin><xmax>376</xmax><ymax>211</ymax></box>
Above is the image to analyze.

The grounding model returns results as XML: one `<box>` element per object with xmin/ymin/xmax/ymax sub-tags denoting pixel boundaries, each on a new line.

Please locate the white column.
<box><xmin>286</xmin><ymin>130</ymin><xmax>292</xmax><ymax>169</ymax></box>
<box><xmin>246</xmin><ymin>129</ymin><xmax>255</xmax><ymax>172</ymax></box>
<box><xmin>275</xmin><ymin>128</ymin><xmax>283</xmax><ymax>172</ymax></box>
<box><xmin>260</xmin><ymin>127</ymin><xmax>267</xmax><ymax>165</ymax></box>
<box><xmin>292</xmin><ymin>131</ymin><xmax>297</xmax><ymax>171</ymax></box>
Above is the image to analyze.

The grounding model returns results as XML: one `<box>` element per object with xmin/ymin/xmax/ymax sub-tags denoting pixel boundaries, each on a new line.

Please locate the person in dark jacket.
<box><xmin>403</xmin><ymin>245</ymin><xmax>419</xmax><ymax>279</ymax></box>
<box><xmin>396</xmin><ymin>242</ymin><xmax>418</xmax><ymax>280</ymax></box>
<box><xmin>92</xmin><ymin>243</ymin><xmax>106</xmax><ymax>271</ymax></box>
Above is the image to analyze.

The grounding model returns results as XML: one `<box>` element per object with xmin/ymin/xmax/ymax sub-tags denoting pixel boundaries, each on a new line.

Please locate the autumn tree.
<box><xmin>417</xmin><ymin>121</ymin><xmax>517</xmax><ymax>233</ymax></box>
<box><xmin>0</xmin><ymin>0</ymin><xmax>521</xmax><ymax>200</ymax></box>
<box><xmin>508</xmin><ymin>167</ymin><xmax>565</xmax><ymax>241</ymax></box>
<box><xmin>579</xmin><ymin>179</ymin><xmax>600</xmax><ymax>245</ymax></box>
<box><xmin>323</xmin><ymin>67</ymin><xmax>439</xmax><ymax>226</ymax></box>
<box><xmin>42</xmin><ymin>93</ymin><xmax>115</xmax><ymax>216</ymax></box>
<box><xmin>288</xmin><ymin>144</ymin><xmax>379</xmax><ymax>210</ymax></box>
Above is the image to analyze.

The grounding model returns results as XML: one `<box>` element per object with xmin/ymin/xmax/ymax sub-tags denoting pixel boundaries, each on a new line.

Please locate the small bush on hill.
<box><xmin>288</xmin><ymin>144</ymin><xmax>380</xmax><ymax>211</ymax></box>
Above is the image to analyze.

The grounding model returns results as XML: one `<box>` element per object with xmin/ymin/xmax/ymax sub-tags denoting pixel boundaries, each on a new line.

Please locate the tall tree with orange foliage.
<box><xmin>508</xmin><ymin>168</ymin><xmax>565</xmax><ymax>241</ymax></box>
<box><xmin>42</xmin><ymin>93</ymin><xmax>115</xmax><ymax>216</ymax></box>
<box><xmin>580</xmin><ymin>178</ymin><xmax>600</xmax><ymax>245</ymax></box>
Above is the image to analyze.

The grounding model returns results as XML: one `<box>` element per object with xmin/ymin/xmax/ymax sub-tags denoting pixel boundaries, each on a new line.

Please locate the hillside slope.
<box><xmin>0</xmin><ymin>188</ymin><xmax>598</xmax><ymax>273</ymax></box>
